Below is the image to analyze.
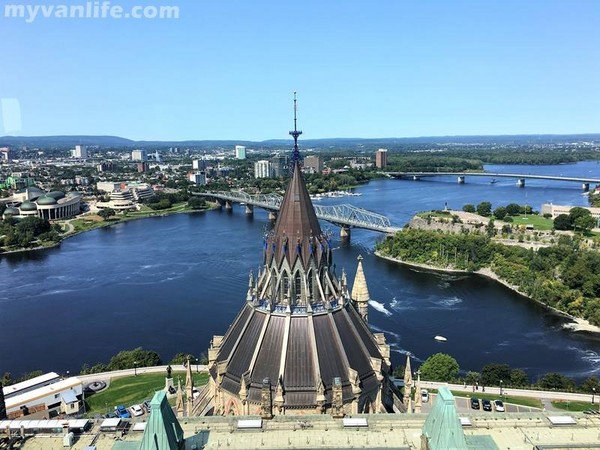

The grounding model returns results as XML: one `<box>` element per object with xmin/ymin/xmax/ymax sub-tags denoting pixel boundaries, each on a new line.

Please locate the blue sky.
<box><xmin>0</xmin><ymin>0</ymin><xmax>598</xmax><ymax>140</ymax></box>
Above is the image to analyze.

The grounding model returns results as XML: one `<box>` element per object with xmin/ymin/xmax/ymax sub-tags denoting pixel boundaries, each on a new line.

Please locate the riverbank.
<box><xmin>0</xmin><ymin>203</ymin><xmax>216</xmax><ymax>257</ymax></box>
<box><xmin>375</xmin><ymin>251</ymin><xmax>600</xmax><ymax>335</ymax></box>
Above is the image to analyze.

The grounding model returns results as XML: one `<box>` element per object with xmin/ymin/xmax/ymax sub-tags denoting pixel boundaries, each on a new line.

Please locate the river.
<box><xmin>1</xmin><ymin>161</ymin><xmax>599</xmax><ymax>382</ymax></box>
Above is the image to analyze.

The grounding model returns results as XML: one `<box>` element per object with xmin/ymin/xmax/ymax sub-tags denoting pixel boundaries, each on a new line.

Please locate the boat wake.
<box><xmin>368</xmin><ymin>300</ymin><xmax>392</xmax><ymax>316</ymax></box>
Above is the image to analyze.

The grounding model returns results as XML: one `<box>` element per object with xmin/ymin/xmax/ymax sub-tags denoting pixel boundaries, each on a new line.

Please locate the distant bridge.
<box><xmin>384</xmin><ymin>171</ymin><xmax>600</xmax><ymax>190</ymax></box>
<box><xmin>194</xmin><ymin>191</ymin><xmax>401</xmax><ymax>237</ymax></box>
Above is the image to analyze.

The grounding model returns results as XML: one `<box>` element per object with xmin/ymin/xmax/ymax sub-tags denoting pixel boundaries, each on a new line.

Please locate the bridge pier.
<box><xmin>245</xmin><ymin>204</ymin><xmax>254</xmax><ymax>215</ymax></box>
<box><xmin>268</xmin><ymin>211</ymin><xmax>277</xmax><ymax>222</ymax></box>
<box><xmin>516</xmin><ymin>178</ymin><xmax>525</xmax><ymax>188</ymax></box>
<box><xmin>583</xmin><ymin>183</ymin><xmax>590</xmax><ymax>192</ymax></box>
<box><xmin>340</xmin><ymin>226</ymin><xmax>351</xmax><ymax>241</ymax></box>
<box><xmin>457</xmin><ymin>176</ymin><xmax>465</xmax><ymax>184</ymax></box>
<box><xmin>216</xmin><ymin>198</ymin><xmax>224</xmax><ymax>208</ymax></box>
<box><xmin>225</xmin><ymin>200</ymin><xmax>233</xmax><ymax>210</ymax></box>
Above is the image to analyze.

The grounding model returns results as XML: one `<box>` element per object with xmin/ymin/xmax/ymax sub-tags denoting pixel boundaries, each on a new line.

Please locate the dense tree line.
<box><xmin>0</xmin><ymin>216</ymin><xmax>61</xmax><ymax>250</ymax></box>
<box><xmin>386</xmin><ymin>155</ymin><xmax>483</xmax><ymax>172</ymax></box>
<box><xmin>408</xmin><ymin>353</ymin><xmax>600</xmax><ymax>393</ymax></box>
<box><xmin>377</xmin><ymin>229</ymin><xmax>600</xmax><ymax>325</ymax></box>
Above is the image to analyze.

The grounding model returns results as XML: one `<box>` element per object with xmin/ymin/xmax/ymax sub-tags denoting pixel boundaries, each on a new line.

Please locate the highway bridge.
<box><xmin>193</xmin><ymin>191</ymin><xmax>401</xmax><ymax>237</ymax></box>
<box><xmin>384</xmin><ymin>171</ymin><xmax>600</xmax><ymax>190</ymax></box>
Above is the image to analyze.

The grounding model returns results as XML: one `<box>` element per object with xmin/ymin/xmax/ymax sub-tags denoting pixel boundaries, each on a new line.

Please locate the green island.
<box><xmin>376</xmin><ymin>226</ymin><xmax>600</xmax><ymax>327</ymax></box>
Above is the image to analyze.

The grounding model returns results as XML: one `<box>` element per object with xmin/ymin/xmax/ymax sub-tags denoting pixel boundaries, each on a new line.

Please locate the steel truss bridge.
<box><xmin>194</xmin><ymin>191</ymin><xmax>401</xmax><ymax>234</ymax></box>
<box><xmin>384</xmin><ymin>171</ymin><xmax>600</xmax><ymax>189</ymax></box>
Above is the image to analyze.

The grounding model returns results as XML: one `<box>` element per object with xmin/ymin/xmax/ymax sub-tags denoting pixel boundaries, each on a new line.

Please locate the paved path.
<box><xmin>421</xmin><ymin>380</ymin><xmax>597</xmax><ymax>404</ymax></box>
<box><xmin>77</xmin><ymin>364</ymin><xmax>209</xmax><ymax>383</ymax></box>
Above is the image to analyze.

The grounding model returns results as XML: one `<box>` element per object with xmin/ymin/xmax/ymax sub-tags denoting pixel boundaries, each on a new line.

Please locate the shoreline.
<box><xmin>375</xmin><ymin>251</ymin><xmax>600</xmax><ymax>335</ymax></box>
<box><xmin>0</xmin><ymin>206</ymin><xmax>213</xmax><ymax>257</ymax></box>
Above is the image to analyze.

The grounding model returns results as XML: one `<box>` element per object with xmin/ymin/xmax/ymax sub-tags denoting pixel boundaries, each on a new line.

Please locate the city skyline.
<box><xmin>1</xmin><ymin>0</ymin><xmax>598</xmax><ymax>141</ymax></box>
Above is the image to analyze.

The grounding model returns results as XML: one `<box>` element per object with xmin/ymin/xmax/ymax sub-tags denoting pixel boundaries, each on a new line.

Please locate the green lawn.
<box><xmin>551</xmin><ymin>400</ymin><xmax>598</xmax><ymax>412</ymax></box>
<box><xmin>85</xmin><ymin>372</ymin><xmax>209</xmax><ymax>416</ymax></box>
<box><xmin>508</xmin><ymin>214</ymin><xmax>554</xmax><ymax>231</ymax></box>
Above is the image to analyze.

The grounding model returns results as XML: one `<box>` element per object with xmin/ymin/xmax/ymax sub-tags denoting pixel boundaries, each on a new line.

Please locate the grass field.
<box><xmin>509</xmin><ymin>214</ymin><xmax>554</xmax><ymax>231</ymax></box>
<box><xmin>424</xmin><ymin>388</ymin><xmax>543</xmax><ymax>409</ymax></box>
<box><xmin>551</xmin><ymin>400</ymin><xmax>598</xmax><ymax>412</ymax></box>
<box><xmin>85</xmin><ymin>372</ymin><xmax>209</xmax><ymax>416</ymax></box>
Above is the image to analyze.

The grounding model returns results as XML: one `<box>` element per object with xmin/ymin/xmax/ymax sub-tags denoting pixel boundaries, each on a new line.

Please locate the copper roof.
<box><xmin>264</xmin><ymin>161</ymin><xmax>330</xmax><ymax>270</ymax></box>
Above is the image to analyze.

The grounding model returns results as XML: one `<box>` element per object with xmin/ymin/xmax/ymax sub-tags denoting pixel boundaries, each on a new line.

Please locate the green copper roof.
<box><xmin>422</xmin><ymin>387</ymin><xmax>468</xmax><ymax>450</ymax></box>
<box><xmin>139</xmin><ymin>390</ymin><xmax>184</xmax><ymax>450</ymax></box>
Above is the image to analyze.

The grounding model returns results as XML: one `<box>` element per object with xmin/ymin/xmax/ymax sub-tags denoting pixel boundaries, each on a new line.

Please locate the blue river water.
<box><xmin>1</xmin><ymin>161</ymin><xmax>599</xmax><ymax>382</ymax></box>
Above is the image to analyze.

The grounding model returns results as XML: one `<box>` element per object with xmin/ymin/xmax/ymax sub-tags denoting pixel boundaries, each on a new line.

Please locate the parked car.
<box><xmin>494</xmin><ymin>400</ymin><xmax>505</xmax><ymax>412</ymax></box>
<box><xmin>104</xmin><ymin>412</ymin><xmax>118</xmax><ymax>419</ymax></box>
<box><xmin>481</xmin><ymin>399</ymin><xmax>492</xmax><ymax>411</ymax></box>
<box><xmin>143</xmin><ymin>400</ymin><xmax>152</xmax><ymax>412</ymax></box>
<box><xmin>470</xmin><ymin>398</ymin><xmax>480</xmax><ymax>409</ymax></box>
<box><xmin>130</xmin><ymin>404</ymin><xmax>144</xmax><ymax>417</ymax></box>
<box><xmin>115</xmin><ymin>405</ymin><xmax>131</xmax><ymax>418</ymax></box>
<box><xmin>421</xmin><ymin>389</ymin><xmax>429</xmax><ymax>403</ymax></box>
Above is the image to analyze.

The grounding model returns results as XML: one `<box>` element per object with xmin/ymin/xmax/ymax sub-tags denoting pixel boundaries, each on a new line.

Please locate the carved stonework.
<box><xmin>331</xmin><ymin>377</ymin><xmax>344</xmax><ymax>418</ymax></box>
<box><xmin>260</xmin><ymin>378</ymin><xmax>273</xmax><ymax>419</ymax></box>
<box><xmin>316</xmin><ymin>379</ymin><xmax>326</xmax><ymax>413</ymax></box>
<box><xmin>274</xmin><ymin>376</ymin><xmax>285</xmax><ymax>414</ymax></box>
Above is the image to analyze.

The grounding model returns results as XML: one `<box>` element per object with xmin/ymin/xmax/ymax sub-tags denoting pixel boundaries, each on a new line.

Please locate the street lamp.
<box><xmin>134</xmin><ymin>361</ymin><xmax>138</xmax><ymax>376</ymax></box>
<box><xmin>195</xmin><ymin>358</ymin><xmax>199</xmax><ymax>373</ymax></box>
<box><xmin>500</xmin><ymin>380</ymin><xmax>503</xmax><ymax>397</ymax></box>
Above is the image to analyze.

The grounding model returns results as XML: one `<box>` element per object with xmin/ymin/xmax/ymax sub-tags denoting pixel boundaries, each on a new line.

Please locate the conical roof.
<box><xmin>264</xmin><ymin>161</ymin><xmax>330</xmax><ymax>270</ymax></box>
<box><xmin>351</xmin><ymin>255</ymin><xmax>370</xmax><ymax>303</ymax></box>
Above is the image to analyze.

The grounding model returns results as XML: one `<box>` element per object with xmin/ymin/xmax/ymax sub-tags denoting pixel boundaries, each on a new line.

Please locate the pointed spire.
<box><xmin>289</xmin><ymin>91</ymin><xmax>303</xmax><ymax>166</ymax></box>
<box><xmin>403</xmin><ymin>354</ymin><xmax>413</xmax><ymax>411</ymax></box>
<box><xmin>352</xmin><ymin>255</ymin><xmax>370</xmax><ymax>322</ymax></box>
<box><xmin>185</xmin><ymin>356</ymin><xmax>194</xmax><ymax>416</ymax></box>
<box><xmin>176</xmin><ymin>380</ymin><xmax>184</xmax><ymax>417</ymax></box>
<box><xmin>414</xmin><ymin>370</ymin><xmax>422</xmax><ymax>414</ymax></box>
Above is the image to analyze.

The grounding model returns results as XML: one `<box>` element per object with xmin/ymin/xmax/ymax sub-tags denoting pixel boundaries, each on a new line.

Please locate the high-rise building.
<box><xmin>205</xmin><ymin>95</ymin><xmax>393</xmax><ymax>417</ymax></box>
<box><xmin>304</xmin><ymin>155</ymin><xmax>323</xmax><ymax>173</ymax></box>
<box><xmin>0</xmin><ymin>147</ymin><xmax>12</xmax><ymax>161</ymax></box>
<box><xmin>189</xmin><ymin>172</ymin><xmax>207</xmax><ymax>185</ymax></box>
<box><xmin>71</xmin><ymin>145</ymin><xmax>87</xmax><ymax>159</ymax></box>
<box><xmin>270</xmin><ymin>154</ymin><xmax>289</xmax><ymax>177</ymax></box>
<box><xmin>375</xmin><ymin>149</ymin><xmax>388</xmax><ymax>169</ymax></box>
<box><xmin>131</xmin><ymin>149</ymin><xmax>147</xmax><ymax>162</ymax></box>
<box><xmin>235</xmin><ymin>145</ymin><xmax>246</xmax><ymax>160</ymax></box>
<box><xmin>254</xmin><ymin>160</ymin><xmax>271</xmax><ymax>178</ymax></box>
<box><xmin>137</xmin><ymin>162</ymin><xmax>149</xmax><ymax>173</ymax></box>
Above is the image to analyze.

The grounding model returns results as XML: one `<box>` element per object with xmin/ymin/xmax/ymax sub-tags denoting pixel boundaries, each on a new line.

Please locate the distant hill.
<box><xmin>1</xmin><ymin>133</ymin><xmax>598</xmax><ymax>149</ymax></box>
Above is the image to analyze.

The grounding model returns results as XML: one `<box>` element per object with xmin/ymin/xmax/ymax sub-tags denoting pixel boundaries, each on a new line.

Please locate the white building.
<box><xmin>254</xmin><ymin>160</ymin><xmax>272</xmax><ymax>179</ymax></box>
<box><xmin>192</xmin><ymin>159</ymin><xmax>201</xmax><ymax>170</ymax></box>
<box><xmin>235</xmin><ymin>145</ymin><xmax>246</xmax><ymax>160</ymax></box>
<box><xmin>131</xmin><ymin>149</ymin><xmax>147</xmax><ymax>162</ymax></box>
<box><xmin>71</xmin><ymin>145</ymin><xmax>87</xmax><ymax>159</ymax></box>
<box><xmin>2</xmin><ymin>372</ymin><xmax>84</xmax><ymax>419</ymax></box>
<box><xmin>541</xmin><ymin>203</ymin><xmax>600</xmax><ymax>221</ymax></box>
<box><xmin>96</xmin><ymin>182</ymin><xmax>154</xmax><ymax>210</ymax></box>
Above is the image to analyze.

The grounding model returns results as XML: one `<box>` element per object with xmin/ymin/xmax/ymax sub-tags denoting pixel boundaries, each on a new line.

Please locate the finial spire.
<box><xmin>289</xmin><ymin>91</ymin><xmax>303</xmax><ymax>166</ymax></box>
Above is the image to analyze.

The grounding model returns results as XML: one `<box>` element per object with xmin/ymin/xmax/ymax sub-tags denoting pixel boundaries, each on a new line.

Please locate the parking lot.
<box><xmin>421</xmin><ymin>393</ymin><xmax>540</xmax><ymax>414</ymax></box>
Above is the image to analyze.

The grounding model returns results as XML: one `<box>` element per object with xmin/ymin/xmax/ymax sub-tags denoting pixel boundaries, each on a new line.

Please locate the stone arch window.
<box><xmin>282</xmin><ymin>271</ymin><xmax>290</xmax><ymax>303</ymax></box>
<box><xmin>306</xmin><ymin>269</ymin><xmax>314</xmax><ymax>302</ymax></box>
<box><xmin>294</xmin><ymin>271</ymin><xmax>302</xmax><ymax>304</ymax></box>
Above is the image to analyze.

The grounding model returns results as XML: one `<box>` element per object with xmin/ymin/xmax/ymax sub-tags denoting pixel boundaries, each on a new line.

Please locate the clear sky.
<box><xmin>0</xmin><ymin>0</ymin><xmax>598</xmax><ymax>140</ymax></box>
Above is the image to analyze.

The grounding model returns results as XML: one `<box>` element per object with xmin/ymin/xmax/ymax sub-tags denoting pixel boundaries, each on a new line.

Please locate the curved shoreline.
<box><xmin>375</xmin><ymin>251</ymin><xmax>600</xmax><ymax>335</ymax></box>
<box><xmin>0</xmin><ymin>206</ymin><xmax>213</xmax><ymax>257</ymax></box>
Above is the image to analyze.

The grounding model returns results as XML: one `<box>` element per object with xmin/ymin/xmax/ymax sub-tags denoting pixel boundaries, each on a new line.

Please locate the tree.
<box><xmin>476</xmin><ymin>201</ymin><xmax>492</xmax><ymax>217</ymax></box>
<box><xmin>419</xmin><ymin>353</ymin><xmax>459</xmax><ymax>382</ymax></box>
<box><xmin>569</xmin><ymin>207</ymin><xmax>591</xmax><ymax>225</ymax></box>
<box><xmin>554</xmin><ymin>214</ymin><xmax>571</xmax><ymax>230</ymax></box>
<box><xmin>97</xmin><ymin>208</ymin><xmax>116</xmax><ymax>221</ymax></box>
<box><xmin>506</xmin><ymin>203</ymin><xmax>522</xmax><ymax>216</ymax></box>
<box><xmin>480</xmin><ymin>363</ymin><xmax>512</xmax><ymax>386</ymax></box>
<box><xmin>538</xmin><ymin>372</ymin><xmax>575</xmax><ymax>391</ymax></box>
<box><xmin>573</xmin><ymin>214</ymin><xmax>595</xmax><ymax>234</ymax></box>
<box><xmin>486</xmin><ymin>219</ymin><xmax>496</xmax><ymax>237</ymax></box>
<box><xmin>170</xmin><ymin>353</ymin><xmax>197</xmax><ymax>365</ymax></box>
<box><xmin>510</xmin><ymin>368</ymin><xmax>529</xmax><ymax>387</ymax></box>
<box><xmin>463</xmin><ymin>204</ymin><xmax>476</xmax><ymax>213</ymax></box>
<box><xmin>464</xmin><ymin>371</ymin><xmax>480</xmax><ymax>385</ymax></box>
<box><xmin>493</xmin><ymin>206</ymin><xmax>507</xmax><ymax>220</ymax></box>
<box><xmin>187</xmin><ymin>197</ymin><xmax>206</xmax><ymax>210</ymax></box>
<box><xmin>106</xmin><ymin>347</ymin><xmax>162</xmax><ymax>370</ymax></box>
<box><xmin>580</xmin><ymin>376</ymin><xmax>600</xmax><ymax>393</ymax></box>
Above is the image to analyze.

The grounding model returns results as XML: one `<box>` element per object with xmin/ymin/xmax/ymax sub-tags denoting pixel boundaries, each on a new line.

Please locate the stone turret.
<box><xmin>403</xmin><ymin>354</ymin><xmax>413</xmax><ymax>411</ymax></box>
<box><xmin>351</xmin><ymin>255</ymin><xmax>370</xmax><ymax>323</ymax></box>
<box><xmin>185</xmin><ymin>356</ymin><xmax>194</xmax><ymax>417</ymax></box>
